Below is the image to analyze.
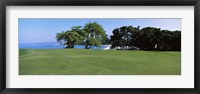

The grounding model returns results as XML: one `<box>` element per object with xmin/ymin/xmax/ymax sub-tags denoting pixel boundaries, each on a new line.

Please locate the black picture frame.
<box><xmin>0</xmin><ymin>0</ymin><xmax>200</xmax><ymax>94</ymax></box>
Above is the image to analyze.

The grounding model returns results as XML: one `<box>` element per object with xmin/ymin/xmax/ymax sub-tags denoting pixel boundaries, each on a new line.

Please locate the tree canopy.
<box><xmin>110</xmin><ymin>26</ymin><xmax>181</xmax><ymax>51</ymax></box>
<box><xmin>56</xmin><ymin>22</ymin><xmax>108</xmax><ymax>49</ymax></box>
<box><xmin>56</xmin><ymin>22</ymin><xmax>181</xmax><ymax>51</ymax></box>
<box><xmin>83</xmin><ymin>22</ymin><xmax>107</xmax><ymax>49</ymax></box>
<box><xmin>56</xmin><ymin>26</ymin><xmax>84</xmax><ymax>48</ymax></box>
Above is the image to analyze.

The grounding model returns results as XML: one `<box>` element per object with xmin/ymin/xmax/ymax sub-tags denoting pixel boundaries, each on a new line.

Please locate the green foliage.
<box><xmin>84</xmin><ymin>22</ymin><xmax>108</xmax><ymax>49</ymax></box>
<box><xmin>56</xmin><ymin>31</ymin><xmax>65</xmax><ymax>44</ymax></box>
<box><xmin>56</xmin><ymin>22</ymin><xmax>180</xmax><ymax>50</ymax></box>
<box><xmin>110</xmin><ymin>26</ymin><xmax>181</xmax><ymax>51</ymax></box>
<box><xmin>110</xmin><ymin>26</ymin><xmax>140</xmax><ymax>49</ymax></box>
<box><xmin>84</xmin><ymin>38</ymin><xmax>101</xmax><ymax>49</ymax></box>
<box><xmin>56</xmin><ymin>22</ymin><xmax>108</xmax><ymax>49</ymax></box>
<box><xmin>56</xmin><ymin>26</ymin><xmax>84</xmax><ymax>48</ymax></box>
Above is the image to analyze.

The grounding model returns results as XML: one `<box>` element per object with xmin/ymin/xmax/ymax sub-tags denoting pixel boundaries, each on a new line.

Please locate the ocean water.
<box><xmin>19</xmin><ymin>42</ymin><xmax>109</xmax><ymax>50</ymax></box>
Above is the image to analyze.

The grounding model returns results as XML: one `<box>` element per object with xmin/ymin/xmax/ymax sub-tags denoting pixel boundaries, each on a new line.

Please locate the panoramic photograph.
<box><xmin>19</xmin><ymin>18</ymin><xmax>181</xmax><ymax>75</ymax></box>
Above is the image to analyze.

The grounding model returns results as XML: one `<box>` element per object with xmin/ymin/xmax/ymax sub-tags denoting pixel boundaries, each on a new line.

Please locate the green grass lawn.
<box><xmin>19</xmin><ymin>49</ymin><xmax>181</xmax><ymax>75</ymax></box>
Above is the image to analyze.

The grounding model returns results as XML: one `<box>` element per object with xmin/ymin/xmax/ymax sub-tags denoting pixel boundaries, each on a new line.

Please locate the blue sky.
<box><xmin>19</xmin><ymin>18</ymin><xmax>181</xmax><ymax>43</ymax></box>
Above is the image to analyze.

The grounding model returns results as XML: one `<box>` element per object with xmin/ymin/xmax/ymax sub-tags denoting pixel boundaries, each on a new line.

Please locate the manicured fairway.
<box><xmin>19</xmin><ymin>49</ymin><xmax>181</xmax><ymax>75</ymax></box>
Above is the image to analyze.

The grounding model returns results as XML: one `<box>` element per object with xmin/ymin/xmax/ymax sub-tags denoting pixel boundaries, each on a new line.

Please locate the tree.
<box><xmin>56</xmin><ymin>31</ymin><xmax>65</xmax><ymax>45</ymax></box>
<box><xmin>56</xmin><ymin>26</ymin><xmax>84</xmax><ymax>48</ymax></box>
<box><xmin>110</xmin><ymin>28</ymin><xmax>122</xmax><ymax>49</ymax></box>
<box><xmin>110</xmin><ymin>26</ymin><xmax>181</xmax><ymax>51</ymax></box>
<box><xmin>110</xmin><ymin>26</ymin><xmax>139</xmax><ymax>50</ymax></box>
<box><xmin>83</xmin><ymin>22</ymin><xmax>107</xmax><ymax>49</ymax></box>
<box><xmin>138</xmin><ymin>27</ymin><xmax>161</xmax><ymax>50</ymax></box>
<box><xmin>159</xmin><ymin>30</ymin><xmax>181</xmax><ymax>51</ymax></box>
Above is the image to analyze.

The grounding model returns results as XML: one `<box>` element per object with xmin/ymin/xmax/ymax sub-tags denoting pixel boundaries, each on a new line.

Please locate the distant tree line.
<box><xmin>56</xmin><ymin>22</ymin><xmax>181</xmax><ymax>51</ymax></box>
<box><xmin>110</xmin><ymin>26</ymin><xmax>181</xmax><ymax>51</ymax></box>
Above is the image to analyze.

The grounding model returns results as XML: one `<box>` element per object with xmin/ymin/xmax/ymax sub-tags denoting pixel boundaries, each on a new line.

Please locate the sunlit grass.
<box><xmin>19</xmin><ymin>49</ymin><xmax>181</xmax><ymax>75</ymax></box>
